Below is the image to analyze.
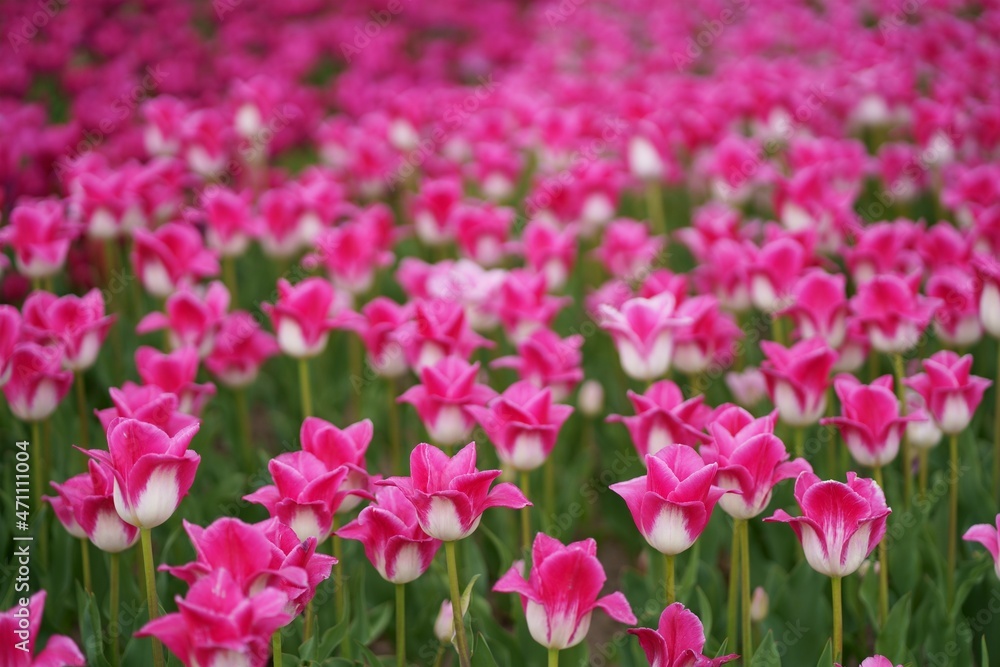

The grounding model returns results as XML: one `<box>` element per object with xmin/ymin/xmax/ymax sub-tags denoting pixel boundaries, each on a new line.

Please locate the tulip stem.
<box><xmin>234</xmin><ymin>388</ymin><xmax>254</xmax><ymax>472</ymax></box>
<box><xmin>794</xmin><ymin>427</ymin><xmax>804</xmax><ymax>460</ymax></box>
<box><xmin>727</xmin><ymin>521</ymin><xmax>740</xmax><ymax>654</ymax></box>
<box><xmin>109</xmin><ymin>552</ymin><xmax>120</xmax><ymax>667</ymax></box>
<box><xmin>304</xmin><ymin>600</ymin><xmax>314</xmax><ymax>642</ymax></box>
<box><xmin>75</xmin><ymin>371</ymin><xmax>90</xmax><ymax>451</ymax></box>
<box><xmin>445</xmin><ymin>541</ymin><xmax>472</xmax><ymax>667</ymax></box>
<box><xmin>947</xmin><ymin>432</ymin><xmax>959</xmax><ymax>608</ymax></box>
<box><xmin>273</xmin><ymin>631</ymin><xmax>282</xmax><ymax>667</ymax></box>
<box><xmin>892</xmin><ymin>353</ymin><xmax>912</xmax><ymax>508</ymax></box>
<box><xmin>140</xmin><ymin>528</ymin><xmax>164</xmax><ymax>667</ymax></box>
<box><xmin>544</xmin><ymin>457</ymin><xmax>555</xmax><ymax>530</ymax></box>
<box><xmin>520</xmin><ymin>471</ymin><xmax>532</xmax><ymax>556</ymax></box>
<box><xmin>432</xmin><ymin>645</ymin><xmax>445</xmax><ymax>667</ymax></box>
<box><xmin>994</xmin><ymin>348</ymin><xmax>1000</xmax><ymax>503</ymax></box>
<box><xmin>223</xmin><ymin>255</ymin><xmax>239</xmax><ymax>307</ymax></box>
<box><xmin>739</xmin><ymin>520</ymin><xmax>752</xmax><ymax>663</ymax></box>
<box><xmin>298</xmin><ymin>357</ymin><xmax>313</xmax><ymax>418</ymax></box>
<box><xmin>832</xmin><ymin>576</ymin><xmax>843</xmax><ymax>664</ymax></box>
<box><xmin>918</xmin><ymin>449</ymin><xmax>929</xmax><ymax>500</ymax></box>
<box><xmin>396</xmin><ymin>583</ymin><xmax>406</xmax><ymax>667</ymax></box>
<box><xmin>548</xmin><ymin>647</ymin><xmax>560</xmax><ymax>667</ymax></box>
<box><xmin>332</xmin><ymin>521</ymin><xmax>351</xmax><ymax>659</ymax></box>
<box><xmin>80</xmin><ymin>539</ymin><xmax>92</xmax><ymax>593</ymax></box>
<box><xmin>872</xmin><ymin>465</ymin><xmax>889</xmax><ymax>626</ymax></box>
<box><xmin>31</xmin><ymin>420</ymin><xmax>43</xmax><ymax>515</ymax></box>
<box><xmin>645</xmin><ymin>180</ymin><xmax>666</xmax><ymax>237</ymax></box>
<box><xmin>664</xmin><ymin>553</ymin><xmax>676</xmax><ymax>605</ymax></box>
<box><xmin>387</xmin><ymin>377</ymin><xmax>402</xmax><ymax>474</ymax></box>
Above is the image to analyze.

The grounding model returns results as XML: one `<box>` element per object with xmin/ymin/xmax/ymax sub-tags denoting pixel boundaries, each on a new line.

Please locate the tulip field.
<box><xmin>4</xmin><ymin>0</ymin><xmax>1000</xmax><ymax>666</ymax></box>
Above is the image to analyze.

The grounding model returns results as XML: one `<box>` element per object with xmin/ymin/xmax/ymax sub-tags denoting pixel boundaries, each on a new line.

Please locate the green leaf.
<box><xmin>471</xmin><ymin>633</ymin><xmax>500</xmax><ymax>667</ymax></box>
<box><xmin>750</xmin><ymin>631</ymin><xmax>781</xmax><ymax>667</ymax></box>
<box><xmin>355</xmin><ymin>640</ymin><xmax>386</xmax><ymax>665</ymax></box>
<box><xmin>714</xmin><ymin>639</ymin><xmax>731</xmax><ymax>659</ymax></box>
<box><xmin>461</xmin><ymin>573</ymin><xmax>482</xmax><ymax>616</ymax></box>
<box><xmin>875</xmin><ymin>593</ymin><xmax>912</xmax><ymax>661</ymax></box>
<box><xmin>361</xmin><ymin>602</ymin><xmax>393</xmax><ymax>645</ymax></box>
<box><xmin>815</xmin><ymin>639</ymin><xmax>833</xmax><ymax>667</ymax></box>
<box><xmin>317</xmin><ymin>619</ymin><xmax>350</xmax><ymax>660</ymax></box>
<box><xmin>983</xmin><ymin>635</ymin><xmax>990</xmax><ymax>667</ymax></box>
<box><xmin>695</xmin><ymin>586</ymin><xmax>713</xmax><ymax>641</ymax></box>
<box><xmin>76</xmin><ymin>584</ymin><xmax>110</xmax><ymax>667</ymax></box>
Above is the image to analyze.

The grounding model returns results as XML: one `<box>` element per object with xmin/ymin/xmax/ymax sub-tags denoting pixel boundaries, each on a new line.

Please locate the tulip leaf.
<box><xmin>361</xmin><ymin>602</ymin><xmax>393</xmax><ymax>646</ymax></box>
<box><xmin>695</xmin><ymin>586</ymin><xmax>713</xmax><ymax>641</ymax></box>
<box><xmin>750</xmin><ymin>631</ymin><xmax>781</xmax><ymax>667</ymax></box>
<box><xmin>471</xmin><ymin>633</ymin><xmax>500</xmax><ymax>666</ymax></box>
<box><xmin>461</xmin><ymin>573</ymin><xmax>482</xmax><ymax>617</ymax></box>
<box><xmin>983</xmin><ymin>636</ymin><xmax>990</xmax><ymax>667</ymax></box>
<box><xmin>714</xmin><ymin>639</ymin><xmax>731</xmax><ymax>659</ymax></box>
<box><xmin>354</xmin><ymin>640</ymin><xmax>386</xmax><ymax>665</ymax></box>
<box><xmin>875</xmin><ymin>592</ymin><xmax>911</xmax><ymax>661</ymax></box>
<box><xmin>317</xmin><ymin>619</ymin><xmax>350</xmax><ymax>660</ymax></box>
<box><xmin>951</xmin><ymin>556</ymin><xmax>993</xmax><ymax>623</ymax></box>
<box><xmin>815</xmin><ymin>639</ymin><xmax>833</xmax><ymax>667</ymax></box>
<box><xmin>76</xmin><ymin>584</ymin><xmax>111</xmax><ymax>667</ymax></box>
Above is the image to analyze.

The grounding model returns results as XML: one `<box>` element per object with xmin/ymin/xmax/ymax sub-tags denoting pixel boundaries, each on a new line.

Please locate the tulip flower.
<box><xmin>21</xmin><ymin>289</ymin><xmax>115</xmax><ymax>371</ymax></box>
<box><xmin>46</xmin><ymin>461</ymin><xmax>140</xmax><ymax>553</ymax></box>
<box><xmin>346</xmin><ymin>297</ymin><xmax>411</xmax><ymax>378</ymax></box>
<box><xmin>136</xmin><ymin>569</ymin><xmax>292</xmax><ymax>667</ymax></box>
<box><xmin>724</xmin><ymin>367</ymin><xmax>768</xmax><ymax>409</ymax></box>
<box><xmin>398</xmin><ymin>356</ymin><xmax>497</xmax><ymax>448</ymax></box>
<box><xmin>397</xmin><ymin>299</ymin><xmax>492</xmax><ymax>372</ymax></box>
<box><xmin>495</xmin><ymin>269</ymin><xmax>570</xmax><ymax>344</ymax></box>
<box><xmin>849</xmin><ymin>273</ymin><xmax>939</xmax><ymax>354</ymax></box>
<box><xmin>136</xmin><ymin>282</ymin><xmax>230</xmax><ymax>358</ymax></box>
<box><xmin>205</xmin><ymin>310</ymin><xmax>279</xmax><ymax>388</ymax></box>
<box><xmin>599</xmin><ymin>293</ymin><xmax>691</xmax><ymax>382</ymax></box>
<box><xmin>494</xmin><ymin>534</ymin><xmax>636</xmax><ymax>662</ymax></box>
<box><xmin>411</xmin><ymin>177</ymin><xmax>462</xmax><ymax>246</ymax></box>
<box><xmin>96</xmin><ymin>383</ymin><xmax>199</xmax><ymax>436</ymax></box>
<box><xmin>593</xmin><ymin>219</ymin><xmax>665</xmax><ymax>280</ymax></box>
<box><xmin>0</xmin><ymin>199</ymin><xmax>77</xmax><ymax>279</ymax></box>
<box><xmin>765</xmin><ymin>472</ymin><xmax>890</xmax><ymax>662</ymax></box>
<box><xmin>132</xmin><ymin>222</ymin><xmax>219</xmax><ymax>298</ymax></box>
<box><xmin>521</xmin><ymin>218</ymin><xmax>577</xmax><ymax>290</ymax></box>
<box><xmin>201</xmin><ymin>187</ymin><xmax>257</xmax><ymax>256</ymax></box>
<box><xmin>468</xmin><ymin>380</ymin><xmax>574</xmax><ymax>472</ymax></box>
<box><xmin>629</xmin><ymin>602</ymin><xmax>738</xmax><ymax>667</ymax></box>
<box><xmin>672</xmin><ymin>295</ymin><xmax>742</xmax><ymax>375</ymax></box>
<box><xmin>578</xmin><ymin>379</ymin><xmax>604</xmax><ymax>417</ymax></box>
<box><xmin>822</xmin><ymin>375</ymin><xmax>925</xmax><ymax>468</ymax></box>
<box><xmin>381</xmin><ymin>442</ymin><xmax>529</xmax><ymax>666</ymax></box>
<box><xmin>0</xmin><ymin>592</ymin><xmax>85</xmax><ymax>667</ymax></box>
<box><xmin>927</xmin><ymin>267</ymin><xmax>983</xmax><ymax>348</ymax></box>
<box><xmin>453</xmin><ymin>201</ymin><xmax>515</xmax><ymax>267</ymax></box>
<box><xmin>264</xmin><ymin>277</ymin><xmax>353</xmax><ymax>359</ymax></box>
<box><xmin>0</xmin><ymin>305</ymin><xmax>21</xmax><ymax>387</ymax></box>
<box><xmin>849</xmin><ymin>658</ymin><xmax>903</xmax><ymax>667</ymax></box>
<box><xmin>963</xmin><ymin>515</ymin><xmax>1000</xmax><ymax>580</ymax></box>
<box><xmin>491</xmin><ymin>329</ymin><xmax>584</xmax><ymax>402</ymax></box>
<box><xmin>3</xmin><ymin>342</ymin><xmax>73</xmax><ymax>422</ymax></box>
<box><xmin>607</xmin><ymin>380</ymin><xmax>710</xmax><ymax>460</ymax></box>
<box><xmin>760</xmin><ymin>338</ymin><xmax>838</xmax><ymax>433</ymax></box>
<box><xmin>309</xmin><ymin>212</ymin><xmax>395</xmax><ymax>294</ymax></box>
<box><xmin>779</xmin><ymin>270</ymin><xmax>848</xmax><ymax>348</ymax></box>
<box><xmin>135</xmin><ymin>346</ymin><xmax>216</xmax><ymax>416</ymax></box>
<box><xmin>300</xmin><ymin>416</ymin><xmax>374</xmax><ymax>514</ymax></box>
<box><xmin>749</xmin><ymin>235</ymin><xmax>807</xmax><ymax>313</ymax></box>
<box><xmin>610</xmin><ymin>444</ymin><xmax>725</xmax><ymax>602</ymax></box>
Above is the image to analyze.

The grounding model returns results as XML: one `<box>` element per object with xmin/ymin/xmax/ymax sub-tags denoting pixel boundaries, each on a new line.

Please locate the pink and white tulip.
<box><xmin>398</xmin><ymin>356</ymin><xmax>497</xmax><ymax>447</ymax></box>
<box><xmin>760</xmin><ymin>338</ymin><xmax>838</xmax><ymax>427</ymax></box>
<box><xmin>904</xmin><ymin>350</ymin><xmax>991</xmax><ymax>434</ymax></box>
<box><xmin>599</xmin><ymin>293</ymin><xmax>690</xmax><ymax>381</ymax></box>
<box><xmin>629</xmin><ymin>602</ymin><xmax>738</xmax><ymax>667</ymax></box>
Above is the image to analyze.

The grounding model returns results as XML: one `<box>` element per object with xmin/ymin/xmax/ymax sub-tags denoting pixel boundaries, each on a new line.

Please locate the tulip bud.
<box><xmin>750</xmin><ymin>587</ymin><xmax>769</xmax><ymax>622</ymax></box>
<box><xmin>578</xmin><ymin>380</ymin><xmax>604</xmax><ymax>417</ymax></box>
<box><xmin>434</xmin><ymin>596</ymin><xmax>471</xmax><ymax>645</ymax></box>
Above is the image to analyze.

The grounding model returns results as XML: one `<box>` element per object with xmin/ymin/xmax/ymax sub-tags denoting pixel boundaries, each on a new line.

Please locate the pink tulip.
<box><xmin>491</xmin><ymin>329</ymin><xmax>583</xmax><ymax>401</ymax></box>
<box><xmin>201</xmin><ymin>187</ymin><xmax>256</xmax><ymax>256</ymax></box>
<box><xmin>345</xmin><ymin>296</ymin><xmax>410</xmax><ymax>378</ymax></box>
<box><xmin>495</xmin><ymin>269</ymin><xmax>570</xmax><ymax>344</ymax></box>
<box><xmin>299</xmin><ymin>416</ymin><xmax>373</xmax><ymax>514</ymax></box>
<box><xmin>378</xmin><ymin>442</ymin><xmax>530</xmax><ymax>541</ymax></box>
<box><xmin>132</xmin><ymin>222</ymin><xmax>219</xmax><ymax>298</ymax></box>
<box><xmin>204</xmin><ymin>310</ymin><xmax>279</xmax><ymax>388</ymax></box>
<box><xmin>135</xmin><ymin>346</ymin><xmax>216</xmax><ymax>415</ymax></box>
<box><xmin>749</xmin><ymin>235</ymin><xmax>808</xmax><ymax>313</ymax></box>
<box><xmin>594</xmin><ymin>219</ymin><xmax>665</xmax><ymax>280</ymax></box>
<box><xmin>765</xmin><ymin>472</ymin><xmax>890</xmax><ymax>577</ymax></box>
<box><xmin>136</xmin><ymin>569</ymin><xmax>291</xmax><ymax>667</ymax></box>
<box><xmin>779</xmin><ymin>270</ymin><xmax>848</xmax><ymax>348</ymax></box>
<box><xmin>453</xmin><ymin>201</ymin><xmax>515</xmax><ymax>267</ymax></box>
<box><xmin>672</xmin><ymin>295</ymin><xmax>742</xmax><ymax>375</ymax></box>
<box><xmin>821</xmin><ymin>375</ymin><xmax>924</xmax><ymax>467</ymax></box>
<box><xmin>263</xmin><ymin>277</ymin><xmax>353</xmax><ymax>359</ymax></box>
<box><xmin>136</xmin><ymin>282</ymin><xmax>229</xmax><ymax>358</ymax></box>
<box><xmin>21</xmin><ymin>289</ymin><xmax>114</xmax><ymax>371</ymax></box>
<box><xmin>844</xmin><ymin>220</ymin><xmax>923</xmax><ymax>285</ymax></box>
<box><xmin>599</xmin><ymin>293</ymin><xmax>690</xmax><ymax>381</ymax></box>
<box><xmin>468</xmin><ymin>380</ymin><xmax>573</xmax><ymax>471</ymax></box>
<box><xmin>975</xmin><ymin>256</ymin><xmax>1000</xmax><ymax>338</ymax></box>
<box><xmin>760</xmin><ymin>338</ymin><xmax>838</xmax><ymax>427</ymax></box>
<box><xmin>494</xmin><ymin>534</ymin><xmax>636</xmax><ymax>650</ymax></box>
<box><xmin>629</xmin><ymin>602</ymin><xmax>738</xmax><ymax>667</ymax></box>
<box><xmin>3</xmin><ymin>342</ymin><xmax>73</xmax><ymax>421</ymax></box>
<box><xmin>832</xmin><ymin>318</ymin><xmax>871</xmax><ymax>374</ymax></box>
<box><xmin>610</xmin><ymin>444</ymin><xmax>726</xmax><ymax>555</ymax></box>
<box><xmin>45</xmin><ymin>461</ymin><xmax>140</xmax><ymax>552</ymax></box>
<box><xmin>96</xmin><ymin>383</ymin><xmax>200</xmax><ymax>436</ymax></box>
<box><xmin>904</xmin><ymin>350</ymin><xmax>992</xmax><ymax>434</ymax></box>
<box><xmin>398</xmin><ymin>356</ymin><xmax>497</xmax><ymax>447</ymax></box>
<box><xmin>337</xmin><ymin>486</ymin><xmax>442</xmax><ymax>584</ymax></box>
<box><xmin>257</xmin><ymin>187</ymin><xmax>308</xmax><ymax>259</ymax></box>
<box><xmin>702</xmin><ymin>406</ymin><xmax>811</xmax><ymax>519</ymax></box>
<box><xmin>0</xmin><ymin>305</ymin><xmax>21</xmax><ymax>387</ymax></box>
<box><xmin>0</xmin><ymin>592</ymin><xmax>85</xmax><ymax>667</ymax></box>
<box><xmin>927</xmin><ymin>267</ymin><xmax>983</xmax><ymax>348</ymax></box>
<box><xmin>607</xmin><ymin>381</ymin><xmax>710</xmax><ymax>460</ymax></box>
<box><xmin>850</xmin><ymin>657</ymin><xmax>903</xmax><ymax>667</ymax></box>
<box><xmin>850</xmin><ymin>273</ymin><xmax>939</xmax><ymax>354</ymax></box>
<box><xmin>80</xmin><ymin>417</ymin><xmax>201</xmax><ymax>529</ymax></box>
<box><xmin>398</xmin><ymin>299</ymin><xmax>493</xmax><ymax>372</ymax></box>
<box><xmin>161</xmin><ymin>517</ymin><xmax>334</xmax><ymax>616</ymax></box>
<box><xmin>639</xmin><ymin>269</ymin><xmax>689</xmax><ymax>303</ymax></box>
<box><xmin>309</xmin><ymin>209</ymin><xmax>395</xmax><ymax>294</ymax></box>
<box><xmin>0</xmin><ymin>200</ymin><xmax>76</xmax><ymax>279</ymax></box>
<box><xmin>963</xmin><ymin>515</ymin><xmax>1000</xmax><ymax>580</ymax></box>
<box><xmin>724</xmin><ymin>367</ymin><xmax>768</xmax><ymax>409</ymax></box>
<box><xmin>411</xmin><ymin>177</ymin><xmax>462</xmax><ymax>246</ymax></box>
<box><xmin>521</xmin><ymin>218</ymin><xmax>577</xmax><ymax>290</ymax></box>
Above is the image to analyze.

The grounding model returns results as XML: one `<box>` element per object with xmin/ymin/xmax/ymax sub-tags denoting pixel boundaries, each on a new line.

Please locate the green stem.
<box><xmin>548</xmin><ymin>647</ymin><xmax>560</xmax><ymax>667</ymax></box>
<box><xmin>948</xmin><ymin>432</ymin><xmax>959</xmax><ymax>608</ymax></box>
<box><xmin>234</xmin><ymin>388</ymin><xmax>254</xmax><ymax>472</ymax></box>
<box><xmin>520</xmin><ymin>470</ymin><xmax>532</xmax><ymax>556</ymax></box>
<box><xmin>645</xmin><ymin>180</ymin><xmax>667</xmax><ymax>237</ymax></box>
<box><xmin>109</xmin><ymin>552</ymin><xmax>120</xmax><ymax>667</ymax></box>
<box><xmin>873</xmin><ymin>465</ymin><xmax>889</xmax><ymax>626</ymax></box>
<box><xmin>432</xmin><ymin>645</ymin><xmax>445</xmax><ymax>667</ymax></box>
<box><xmin>273</xmin><ymin>631</ymin><xmax>282</xmax><ymax>667</ymax></box>
<box><xmin>31</xmin><ymin>420</ymin><xmax>43</xmax><ymax>516</ymax></box>
<box><xmin>544</xmin><ymin>456</ymin><xmax>555</xmax><ymax>531</ymax></box>
<box><xmin>445</xmin><ymin>541</ymin><xmax>471</xmax><ymax>667</ymax></box>
<box><xmin>332</xmin><ymin>518</ymin><xmax>351</xmax><ymax>658</ymax></box>
<box><xmin>994</xmin><ymin>346</ymin><xmax>1000</xmax><ymax>503</ymax></box>
<box><xmin>794</xmin><ymin>427</ymin><xmax>804</xmax><ymax>460</ymax></box>
<box><xmin>832</xmin><ymin>576</ymin><xmax>843</xmax><ymax>664</ymax></box>
<box><xmin>304</xmin><ymin>600</ymin><xmax>314</xmax><ymax>643</ymax></box>
<box><xmin>75</xmin><ymin>371</ymin><xmax>90</xmax><ymax>451</ymax></box>
<box><xmin>80</xmin><ymin>539</ymin><xmax>92</xmax><ymax>593</ymax></box>
<box><xmin>740</xmin><ymin>520</ymin><xmax>752</xmax><ymax>664</ymax></box>
<box><xmin>892</xmin><ymin>354</ymin><xmax>912</xmax><ymax>508</ymax></box>
<box><xmin>298</xmin><ymin>357</ymin><xmax>313</xmax><ymax>419</ymax></box>
<box><xmin>727</xmin><ymin>521</ymin><xmax>740</xmax><ymax>654</ymax></box>
<box><xmin>140</xmin><ymin>528</ymin><xmax>164</xmax><ymax>667</ymax></box>
<box><xmin>918</xmin><ymin>448</ymin><xmax>929</xmax><ymax>500</ymax></box>
<box><xmin>664</xmin><ymin>552</ymin><xmax>675</xmax><ymax>605</ymax></box>
<box><xmin>223</xmin><ymin>255</ymin><xmax>239</xmax><ymax>308</ymax></box>
<box><xmin>387</xmin><ymin>376</ymin><xmax>402</xmax><ymax>475</ymax></box>
<box><xmin>396</xmin><ymin>583</ymin><xmax>406</xmax><ymax>667</ymax></box>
